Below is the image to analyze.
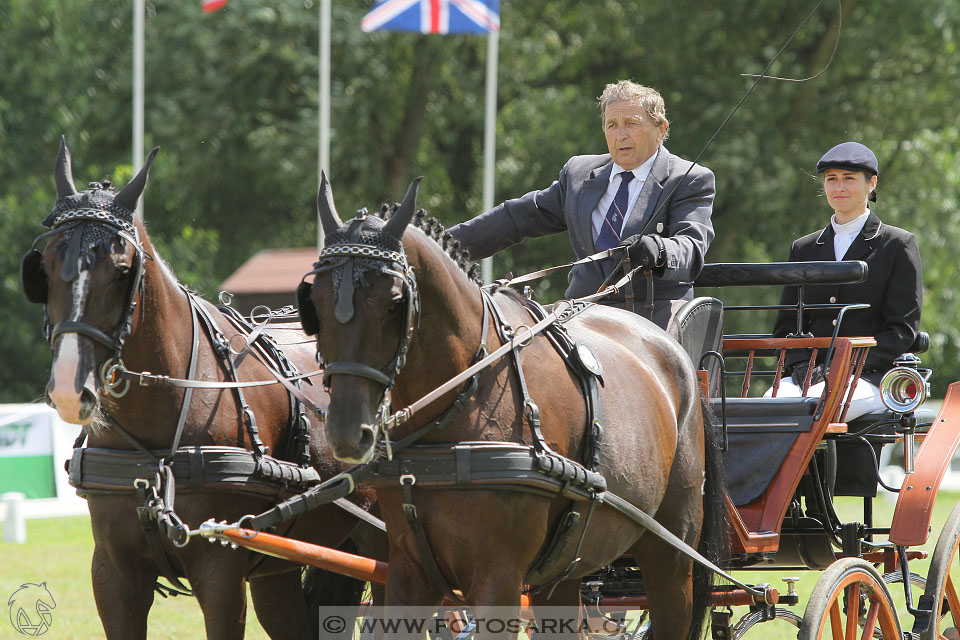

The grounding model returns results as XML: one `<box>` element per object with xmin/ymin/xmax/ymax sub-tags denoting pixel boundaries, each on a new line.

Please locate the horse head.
<box><xmin>298</xmin><ymin>173</ymin><xmax>421</xmax><ymax>463</ymax></box>
<box><xmin>22</xmin><ymin>138</ymin><xmax>158</xmax><ymax>425</ymax></box>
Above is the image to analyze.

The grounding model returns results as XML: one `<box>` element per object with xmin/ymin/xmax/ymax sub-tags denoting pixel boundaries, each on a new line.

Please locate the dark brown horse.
<box><xmin>22</xmin><ymin>140</ymin><xmax>377</xmax><ymax>640</ymax></box>
<box><xmin>298</xmin><ymin>177</ymin><xmax>724</xmax><ymax>639</ymax></box>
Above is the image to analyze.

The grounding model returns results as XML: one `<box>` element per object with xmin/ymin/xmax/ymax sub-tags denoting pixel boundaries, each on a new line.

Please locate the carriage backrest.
<box><xmin>666</xmin><ymin>296</ymin><xmax>723</xmax><ymax>395</ymax></box>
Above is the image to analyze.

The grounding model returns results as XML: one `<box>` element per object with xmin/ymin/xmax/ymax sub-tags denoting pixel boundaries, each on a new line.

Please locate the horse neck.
<box><xmin>98</xmin><ymin>221</ymin><xmax>194</xmax><ymax>431</ymax></box>
<box><xmin>392</xmin><ymin>230</ymin><xmax>484</xmax><ymax>409</ymax></box>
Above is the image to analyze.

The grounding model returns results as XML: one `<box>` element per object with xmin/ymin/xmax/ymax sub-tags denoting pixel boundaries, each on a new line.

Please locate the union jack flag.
<box><xmin>362</xmin><ymin>0</ymin><xmax>500</xmax><ymax>34</ymax></box>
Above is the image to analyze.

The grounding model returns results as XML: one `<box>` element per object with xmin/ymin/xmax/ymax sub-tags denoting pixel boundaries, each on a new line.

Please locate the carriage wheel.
<box><xmin>798</xmin><ymin>558</ymin><xmax>902</xmax><ymax>640</ymax></box>
<box><xmin>919</xmin><ymin>501</ymin><xmax>960</xmax><ymax>640</ymax></box>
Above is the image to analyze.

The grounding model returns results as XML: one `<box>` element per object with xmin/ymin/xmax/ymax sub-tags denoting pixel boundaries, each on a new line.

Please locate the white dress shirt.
<box><xmin>831</xmin><ymin>210</ymin><xmax>870</xmax><ymax>260</ymax></box>
<box><xmin>591</xmin><ymin>151</ymin><xmax>658</xmax><ymax>241</ymax></box>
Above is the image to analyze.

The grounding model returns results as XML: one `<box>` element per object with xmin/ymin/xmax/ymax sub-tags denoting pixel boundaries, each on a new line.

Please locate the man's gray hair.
<box><xmin>598</xmin><ymin>80</ymin><xmax>670</xmax><ymax>140</ymax></box>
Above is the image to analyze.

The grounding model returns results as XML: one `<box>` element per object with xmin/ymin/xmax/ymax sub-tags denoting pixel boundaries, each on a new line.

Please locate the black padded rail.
<box><xmin>694</xmin><ymin>261</ymin><xmax>868</xmax><ymax>288</ymax></box>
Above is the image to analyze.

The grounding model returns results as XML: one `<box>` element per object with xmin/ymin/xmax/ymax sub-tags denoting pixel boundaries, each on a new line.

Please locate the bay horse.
<box><xmin>297</xmin><ymin>176</ymin><xmax>725</xmax><ymax>639</ymax></box>
<box><xmin>21</xmin><ymin>139</ymin><xmax>378</xmax><ymax>640</ymax></box>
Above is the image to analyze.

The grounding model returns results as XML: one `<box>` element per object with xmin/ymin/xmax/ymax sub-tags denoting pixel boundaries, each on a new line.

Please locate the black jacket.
<box><xmin>772</xmin><ymin>211</ymin><xmax>922</xmax><ymax>374</ymax></box>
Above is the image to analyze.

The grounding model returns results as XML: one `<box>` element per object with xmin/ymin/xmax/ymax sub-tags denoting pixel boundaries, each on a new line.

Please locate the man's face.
<box><xmin>603</xmin><ymin>99</ymin><xmax>665</xmax><ymax>170</ymax></box>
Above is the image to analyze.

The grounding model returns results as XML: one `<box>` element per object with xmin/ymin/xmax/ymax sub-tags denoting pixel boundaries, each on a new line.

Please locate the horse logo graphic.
<box><xmin>7</xmin><ymin>582</ymin><xmax>56</xmax><ymax>636</ymax></box>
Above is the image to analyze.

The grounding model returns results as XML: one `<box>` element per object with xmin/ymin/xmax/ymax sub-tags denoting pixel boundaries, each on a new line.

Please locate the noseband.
<box><xmin>23</xmin><ymin>209</ymin><xmax>147</xmax><ymax>379</ymax></box>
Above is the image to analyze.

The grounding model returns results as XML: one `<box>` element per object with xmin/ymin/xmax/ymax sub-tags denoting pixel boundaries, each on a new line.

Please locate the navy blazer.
<box><xmin>772</xmin><ymin>211</ymin><xmax>922</xmax><ymax>373</ymax></box>
<box><xmin>447</xmin><ymin>147</ymin><xmax>715</xmax><ymax>325</ymax></box>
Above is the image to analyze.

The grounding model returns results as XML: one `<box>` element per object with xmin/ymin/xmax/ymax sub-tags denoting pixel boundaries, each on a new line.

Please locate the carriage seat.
<box><xmin>667</xmin><ymin>297</ymin><xmax>723</xmax><ymax>395</ymax></box>
<box><xmin>712</xmin><ymin>396</ymin><xmax>821</xmax><ymax>506</ymax></box>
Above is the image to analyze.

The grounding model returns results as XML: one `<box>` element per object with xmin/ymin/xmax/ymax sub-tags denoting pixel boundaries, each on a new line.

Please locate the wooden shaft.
<box><xmin>222</xmin><ymin>528</ymin><xmax>389</xmax><ymax>584</ymax></box>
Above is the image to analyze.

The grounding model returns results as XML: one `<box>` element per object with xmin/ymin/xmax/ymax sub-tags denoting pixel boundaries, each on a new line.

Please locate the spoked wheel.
<box><xmin>920</xmin><ymin>501</ymin><xmax>960</xmax><ymax>640</ymax></box>
<box><xmin>799</xmin><ymin>558</ymin><xmax>902</xmax><ymax>639</ymax></box>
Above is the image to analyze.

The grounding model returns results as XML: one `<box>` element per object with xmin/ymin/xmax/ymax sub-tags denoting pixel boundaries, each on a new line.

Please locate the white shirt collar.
<box><xmin>610</xmin><ymin>150</ymin><xmax>657</xmax><ymax>186</ymax></box>
<box><xmin>831</xmin><ymin>210</ymin><xmax>870</xmax><ymax>235</ymax></box>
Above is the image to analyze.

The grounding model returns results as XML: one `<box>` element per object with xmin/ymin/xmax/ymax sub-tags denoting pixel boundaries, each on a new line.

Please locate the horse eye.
<box><xmin>387</xmin><ymin>298</ymin><xmax>404</xmax><ymax>315</ymax></box>
<box><xmin>114</xmin><ymin>266</ymin><xmax>131</xmax><ymax>280</ymax></box>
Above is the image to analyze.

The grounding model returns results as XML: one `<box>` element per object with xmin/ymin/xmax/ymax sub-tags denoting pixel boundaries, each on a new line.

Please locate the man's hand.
<box><xmin>619</xmin><ymin>234</ymin><xmax>665</xmax><ymax>268</ymax></box>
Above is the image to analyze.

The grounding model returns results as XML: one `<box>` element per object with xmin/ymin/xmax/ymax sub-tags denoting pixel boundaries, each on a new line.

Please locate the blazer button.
<box><xmin>832</xmin><ymin>319</ymin><xmax>837</xmax><ymax>326</ymax></box>
<box><xmin>829</xmin><ymin>296</ymin><xmax>837</xmax><ymax>303</ymax></box>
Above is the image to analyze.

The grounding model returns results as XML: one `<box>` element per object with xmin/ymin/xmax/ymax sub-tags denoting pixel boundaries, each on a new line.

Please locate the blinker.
<box><xmin>21</xmin><ymin>249</ymin><xmax>48</xmax><ymax>304</ymax></box>
<box><xmin>296</xmin><ymin>280</ymin><xmax>319</xmax><ymax>336</ymax></box>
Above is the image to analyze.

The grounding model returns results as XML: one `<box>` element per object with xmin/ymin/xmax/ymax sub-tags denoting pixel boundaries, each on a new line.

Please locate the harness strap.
<box><xmin>601</xmin><ymin>492</ymin><xmax>763</xmax><ymax>597</ymax></box>
<box><xmin>324</xmin><ymin>362</ymin><xmax>392</xmax><ymax>387</ymax></box>
<box><xmin>244</xmin><ymin>467</ymin><xmax>370</xmax><ymax>531</ymax></box>
<box><xmin>169</xmin><ymin>291</ymin><xmax>202</xmax><ymax>458</ymax></box>
<box><xmin>50</xmin><ymin>322</ymin><xmax>118</xmax><ymax>351</ymax></box>
<box><xmin>192</xmin><ymin>298</ymin><xmax>267</xmax><ymax>457</ymax></box>
<box><xmin>400</xmin><ymin>474</ymin><xmax>465</xmax><ymax>604</ymax></box>
<box><xmin>484</xmin><ymin>291</ymin><xmax>554</xmax><ymax>457</ymax></box>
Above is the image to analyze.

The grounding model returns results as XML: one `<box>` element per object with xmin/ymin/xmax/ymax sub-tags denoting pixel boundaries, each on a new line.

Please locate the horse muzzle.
<box><xmin>326</xmin><ymin>418</ymin><xmax>377</xmax><ymax>464</ymax></box>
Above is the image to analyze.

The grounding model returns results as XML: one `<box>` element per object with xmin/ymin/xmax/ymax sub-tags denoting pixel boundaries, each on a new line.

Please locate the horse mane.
<box><xmin>374</xmin><ymin>203</ymin><xmax>482</xmax><ymax>284</ymax></box>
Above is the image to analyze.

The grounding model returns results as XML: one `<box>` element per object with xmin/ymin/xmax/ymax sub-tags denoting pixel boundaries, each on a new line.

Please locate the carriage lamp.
<box><xmin>879</xmin><ymin>366</ymin><xmax>928</xmax><ymax>414</ymax></box>
<box><xmin>881</xmin><ymin>366</ymin><xmax>929</xmax><ymax>475</ymax></box>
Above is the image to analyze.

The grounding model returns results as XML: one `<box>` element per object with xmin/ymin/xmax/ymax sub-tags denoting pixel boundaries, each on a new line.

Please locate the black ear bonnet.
<box><xmin>297</xmin><ymin>213</ymin><xmax>406</xmax><ymax>336</ymax></box>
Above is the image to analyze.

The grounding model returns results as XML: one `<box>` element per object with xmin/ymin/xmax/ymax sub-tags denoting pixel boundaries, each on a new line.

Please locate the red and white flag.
<box><xmin>203</xmin><ymin>0</ymin><xmax>229</xmax><ymax>13</ymax></box>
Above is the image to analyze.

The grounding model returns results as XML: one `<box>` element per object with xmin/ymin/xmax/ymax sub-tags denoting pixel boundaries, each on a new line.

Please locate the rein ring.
<box><xmin>100</xmin><ymin>358</ymin><xmax>131</xmax><ymax>398</ymax></box>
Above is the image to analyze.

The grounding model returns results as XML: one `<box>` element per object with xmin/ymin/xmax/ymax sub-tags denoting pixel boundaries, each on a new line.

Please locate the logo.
<box><xmin>7</xmin><ymin>583</ymin><xmax>56</xmax><ymax>636</ymax></box>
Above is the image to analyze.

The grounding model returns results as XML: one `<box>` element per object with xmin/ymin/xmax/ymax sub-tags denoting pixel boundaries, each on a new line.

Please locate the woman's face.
<box><xmin>823</xmin><ymin>169</ymin><xmax>877</xmax><ymax>221</ymax></box>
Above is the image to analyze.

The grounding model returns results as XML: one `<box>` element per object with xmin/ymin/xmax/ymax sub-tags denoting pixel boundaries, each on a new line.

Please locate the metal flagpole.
<box><xmin>318</xmin><ymin>0</ymin><xmax>331</xmax><ymax>249</ymax></box>
<box><xmin>133</xmin><ymin>0</ymin><xmax>145</xmax><ymax>220</ymax></box>
<box><xmin>480</xmin><ymin>27</ymin><xmax>499</xmax><ymax>284</ymax></box>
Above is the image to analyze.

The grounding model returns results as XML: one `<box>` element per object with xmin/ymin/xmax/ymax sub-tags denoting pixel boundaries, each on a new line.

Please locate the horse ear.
<box><xmin>317</xmin><ymin>171</ymin><xmax>343</xmax><ymax>237</ymax></box>
<box><xmin>382</xmin><ymin>177</ymin><xmax>422</xmax><ymax>240</ymax></box>
<box><xmin>114</xmin><ymin>147</ymin><xmax>159</xmax><ymax>213</ymax></box>
<box><xmin>55</xmin><ymin>136</ymin><xmax>78</xmax><ymax>197</ymax></box>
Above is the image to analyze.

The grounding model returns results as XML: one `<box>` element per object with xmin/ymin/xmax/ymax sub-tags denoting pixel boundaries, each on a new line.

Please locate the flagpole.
<box><xmin>318</xmin><ymin>0</ymin><xmax>331</xmax><ymax>249</ymax></box>
<box><xmin>133</xmin><ymin>0</ymin><xmax>145</xmax><ymax>220</ymax></box>
<box><xmin>480</xmin><ymin>27</ymin><xmax>498</xmax><ymax>284</ymax></box>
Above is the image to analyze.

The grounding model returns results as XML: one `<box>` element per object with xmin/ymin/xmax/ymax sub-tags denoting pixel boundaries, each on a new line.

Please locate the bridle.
<box><xmin>300</xmin><ymin>239</ymin><xmax>421</xmax><ymax>412</ymax></box>
<box><xmin>22</xmin><ymin>208</ymin><xmax>148</xmax><ymax>393</ymax></box>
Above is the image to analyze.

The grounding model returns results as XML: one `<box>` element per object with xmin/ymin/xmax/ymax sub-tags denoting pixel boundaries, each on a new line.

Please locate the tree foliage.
<box><xmin>2</xmin><ymin>0</ymin><xmax>959</xmax><ymax>399</ymax></box>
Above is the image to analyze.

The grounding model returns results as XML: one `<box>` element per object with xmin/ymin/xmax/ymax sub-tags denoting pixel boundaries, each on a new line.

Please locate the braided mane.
<box><xmin>374</xmin><ymin>203</ymin><xmax>482</xmax><ymax>284</ymax></box>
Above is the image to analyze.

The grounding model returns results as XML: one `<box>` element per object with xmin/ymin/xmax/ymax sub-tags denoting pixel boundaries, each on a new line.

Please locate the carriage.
<box><xmin>24</xmin><ymin>147</ymin><xmax>960</xmax><ymax>639</ymax></box>
<box><xmin>197</xmin><ymin>208</ymin><xmax>959</xmax><ymax>639</ymax></box>
<box><xmin>186</xmin><ymin>256</ymin><xmax>959</xmax><ymax>640</ymax></box>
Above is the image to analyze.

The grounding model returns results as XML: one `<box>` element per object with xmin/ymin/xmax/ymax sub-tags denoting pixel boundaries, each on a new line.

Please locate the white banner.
<box><xmin>0</xmin><ymin>406</ymin><xmax>55</xmax><ymax>458</ymax></box>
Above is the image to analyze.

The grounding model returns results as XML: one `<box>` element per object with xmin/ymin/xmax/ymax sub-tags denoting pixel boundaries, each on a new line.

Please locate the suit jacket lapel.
<box><xmin>580</xmin><ymin>162</ymin><xmax>613</xmax><ymax>252</ymax></box>
<box><xmin>842</xmin><ymin>212</ymin><xmax>881</xmax><ymax>261</ymax></box>
<box><xmin>814</xmin><ymin>224</ymin><xmax>836</xmax><ymax>261</ymax></box>
<box><xmin>622</xmin><ymin>147</ymin><xmax>666</xmax><ymax>237</ymax></box>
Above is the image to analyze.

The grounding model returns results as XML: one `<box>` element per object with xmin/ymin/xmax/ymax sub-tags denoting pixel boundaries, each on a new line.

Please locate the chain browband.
<box><xmin>51</xmin><ymin>209</ymin><xmax>138</xmax><ymax>237</ymax></box>
<box><xmin>317</xmin><ymin>243</ymin><xmax>407</xmax><ymax>267</ymax></box>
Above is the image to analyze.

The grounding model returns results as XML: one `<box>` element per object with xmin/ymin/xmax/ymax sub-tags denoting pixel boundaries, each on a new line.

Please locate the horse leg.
<box><xmin>631</xmin><ymin>536</ymin><xmax>694</xmax><ymax>640</ymax></box>
<box><xmin>90</xmin><ymin>543</ymin><xmax>157</xmax><ymax>640</ymax></box>
<box><xmin>527</xmin><ymin>579</ymin><xmax>584</xmax><ymax>640</ymax></box>
<box><xmin>189</xmin><ymin>551</ymin><xmax>250</xmax><ymax>640</ymax></box>
<box><xmin>629</xmin><ymin>477</ymin><xmax>703</xmax><ymax>640</ymax></box>
<box><xmin>249</xmin><ymin>569</ymin><xmax>310</xmax><ymax>640</ymax></box>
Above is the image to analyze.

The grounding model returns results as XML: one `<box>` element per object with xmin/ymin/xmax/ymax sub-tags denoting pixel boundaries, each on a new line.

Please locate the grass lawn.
<box><xmin>3</xmin><ymin>492</ymin><xmax>959</xmax><ymax>639</ymax></box>
<box><xmin>0</xmin><ymin>516</ymin><xmax>269</xmax><ymax>639</ymax></box>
